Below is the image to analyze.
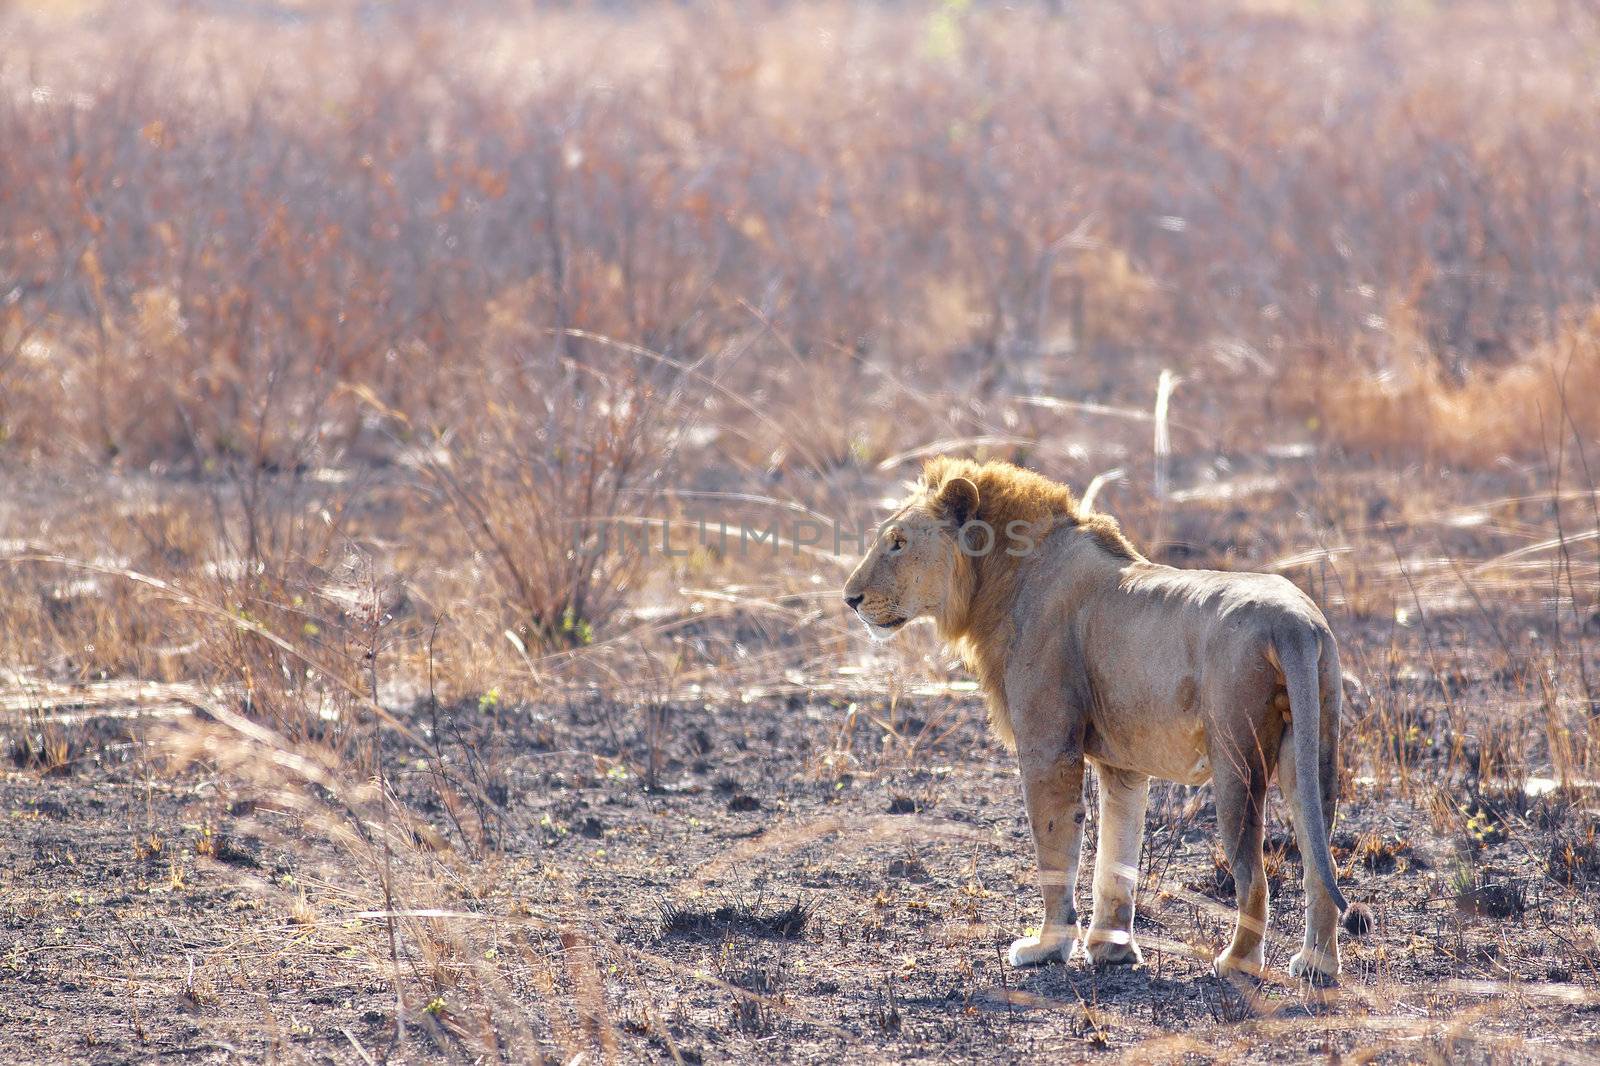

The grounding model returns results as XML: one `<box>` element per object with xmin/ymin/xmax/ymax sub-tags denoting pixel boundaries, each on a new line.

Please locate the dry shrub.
<box><xmin>7</xmin><ymin>1</ymin><xmax>1600</xmax><ymax>471</ymax></box>
<box><xmin>186</xmin><ymin>484</ymin><xmax>382</xmax><ymax>749</ymax></box>
<box><xmin>1295</xmin><ymin>312</ymin><xmax>1600</xmax><ymax>466</ymax></box>
<box><xmin>417</xmin><ymin>337</ymin><xmax>696</xmax><ymax>652</ymax></box>
<box><xmin>0</xmin><ymin>489</ymin><xmax>215</xmax><ymax>685</ymax></box>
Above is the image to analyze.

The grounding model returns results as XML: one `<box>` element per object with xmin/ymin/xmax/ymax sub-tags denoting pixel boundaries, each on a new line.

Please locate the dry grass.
<box><xmin>2</xmin><ymin>0</ymin><xmax>1600</xmax><ymax>1062</ymax></box>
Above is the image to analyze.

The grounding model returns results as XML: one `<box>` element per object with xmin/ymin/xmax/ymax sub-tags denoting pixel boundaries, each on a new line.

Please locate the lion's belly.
<box><xmin>1085</xmin><ymin>712</ymin><xmax>1212</xmax><ymax>786</ymax></box>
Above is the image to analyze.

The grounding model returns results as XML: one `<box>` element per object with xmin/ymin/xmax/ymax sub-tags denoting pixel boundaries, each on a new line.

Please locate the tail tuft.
<box><xmin>1342</xmin><ymin>901</ymin><xmax>1375</xmax><ymax>937</ymax></box>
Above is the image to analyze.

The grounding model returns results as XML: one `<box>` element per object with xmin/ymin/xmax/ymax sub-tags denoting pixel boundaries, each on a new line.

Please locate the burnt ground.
<box><xmin>4</xmin><ymin>604</ymin><xmax>1600</xmax><ymax>1064</ymax></box>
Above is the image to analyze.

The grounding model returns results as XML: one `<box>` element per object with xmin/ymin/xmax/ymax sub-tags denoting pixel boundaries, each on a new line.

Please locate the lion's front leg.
<box><xmin>1007</xmin><ymin>745</ymin><xmax>1087</xmax><ymax>967</ymax></box>
<box><xmin>1086</xmin><ymin>764</ymin><xmax>1149</xmax><ymax>967</ymax></box>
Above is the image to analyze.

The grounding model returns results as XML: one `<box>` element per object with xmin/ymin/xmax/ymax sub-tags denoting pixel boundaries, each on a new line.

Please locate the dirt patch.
<box><xmin>4</xmin><ymin>614</ymin><xmax>1600</xmax><ymax>1064</ymax></box>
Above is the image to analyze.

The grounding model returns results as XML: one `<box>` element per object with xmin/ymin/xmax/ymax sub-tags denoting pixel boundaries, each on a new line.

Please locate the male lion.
<box><xmin>842</xmin><ymin>457</ymin><xmax>1354</xmax><ymax>984</ymax></box>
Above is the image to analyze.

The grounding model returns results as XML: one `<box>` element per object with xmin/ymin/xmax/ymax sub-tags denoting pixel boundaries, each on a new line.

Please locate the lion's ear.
<box><xmin>934</xmin><ymin>476</ymin><xmax>980</xmax><ymax>527</ymax></box>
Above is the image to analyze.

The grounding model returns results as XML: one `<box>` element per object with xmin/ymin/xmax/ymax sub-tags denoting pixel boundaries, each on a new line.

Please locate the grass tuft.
<box><xmin>657</xmin><ymin>898</ymin><xmax>815</xmax><ymax>942</ymax></box>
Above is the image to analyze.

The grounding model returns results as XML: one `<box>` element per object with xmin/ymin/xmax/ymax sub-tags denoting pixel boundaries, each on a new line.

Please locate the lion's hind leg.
<box><xmin>1086</xmin><ymin>763</ymin><xmax>1149</xmax><ymax>967</ymax></box>
<box><xmin>1212</xmin><ymin>744</ymin><xmax>1271</xmax><ymax>983</ymax></box>
<box><xmin>1279</xmin><ymin>712</ymin><xmax>1343</xmax><ymax>983</ymax></box>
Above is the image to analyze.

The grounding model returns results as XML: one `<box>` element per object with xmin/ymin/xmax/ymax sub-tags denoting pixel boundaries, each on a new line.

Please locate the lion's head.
<box><xmin>841</xmin><ymin>475</ymin><xmax>979</xmax><ymax>642</ymax></box>
<box><xmin>842</xmin><ymin>458</ymin><xmax>1141</xmax><ymax>645</ymax></box>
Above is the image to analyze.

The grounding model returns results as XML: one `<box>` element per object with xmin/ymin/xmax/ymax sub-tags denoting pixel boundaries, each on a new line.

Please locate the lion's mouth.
<box><xmin>861</xmin><ymin>615</ymin><xmax>907</xmax><ymax>642</ymax></box>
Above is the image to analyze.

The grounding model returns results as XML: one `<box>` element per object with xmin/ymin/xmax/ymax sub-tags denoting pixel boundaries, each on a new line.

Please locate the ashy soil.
<box><xmin>4</xmin><ymin>604</ymin><xmax>1600</xmax><ymax>1065</ymax></box>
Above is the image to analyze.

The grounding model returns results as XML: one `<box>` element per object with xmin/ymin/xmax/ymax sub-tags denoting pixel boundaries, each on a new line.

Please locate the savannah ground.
<box><xmin>3</xmin><ymin>1</ymin><xmax>1600</xmax><ymax>1061</ymax></box>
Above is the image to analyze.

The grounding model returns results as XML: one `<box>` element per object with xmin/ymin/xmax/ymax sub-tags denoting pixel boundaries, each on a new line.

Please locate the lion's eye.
<box><xmin>886</xmin><ymin>530</ymin><xmax>907</xmax><ymax>554</ymax></box>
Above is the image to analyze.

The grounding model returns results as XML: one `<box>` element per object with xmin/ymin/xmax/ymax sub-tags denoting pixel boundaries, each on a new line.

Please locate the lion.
<box><xmin>842</xmin><ymin>457</ymin><xmax>1358</xmax><ymax>984</ymax></box>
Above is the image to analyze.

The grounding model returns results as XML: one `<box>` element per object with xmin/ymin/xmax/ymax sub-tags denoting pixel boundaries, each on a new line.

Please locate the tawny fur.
<box><xmin>843</xmin><ymin>458</ymin><xmax>1354</xmax><ymax>984</ymax></box>
<box><xmin>920</xmin><ymin>456</ymin><xmax>1141</xmax><ymax>749</ymax></box>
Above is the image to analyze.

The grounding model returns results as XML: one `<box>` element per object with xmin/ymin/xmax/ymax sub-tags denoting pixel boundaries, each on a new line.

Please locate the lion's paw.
<box><xmin>1212</xmin><ymin>952</ymin><xmax>1265</xmax><ymax>985</ymax></box>
<box><xmin>1085</xmin><ymin>933</ymin><xmax>1143</xmax><ymax>968</ymax></box>
<box><xmin>1288</xmin><ymin>948</ymin><xmax>1340</xmax><ymax>986</ymax></box>
<box><xmin>1007</xmin><ymin>930</ymin><xmax>1076</xmax><ymax>967</ymax></box>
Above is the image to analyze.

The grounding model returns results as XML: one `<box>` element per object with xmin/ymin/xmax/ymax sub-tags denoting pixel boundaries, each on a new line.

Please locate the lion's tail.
<box><xmin>1275</xmin><ymin>627</ymin><xmax>1349</xmax><ymax>916</ymax></box>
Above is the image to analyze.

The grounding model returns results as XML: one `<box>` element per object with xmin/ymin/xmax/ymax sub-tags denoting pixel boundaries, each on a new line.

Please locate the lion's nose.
<box><xmin>844</xmin><ymin>593</ymin><xmax>864</xmax><ymax>610</ymax></box>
